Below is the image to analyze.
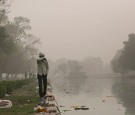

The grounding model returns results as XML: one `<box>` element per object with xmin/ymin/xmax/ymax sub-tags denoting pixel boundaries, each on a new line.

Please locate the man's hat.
<box><xmin>39</xmin><ymin>52</ymin><xmax>45</xmax><ymax>57</ymax></box>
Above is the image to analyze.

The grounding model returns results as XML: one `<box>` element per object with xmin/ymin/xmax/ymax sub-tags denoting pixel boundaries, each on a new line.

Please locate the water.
<box><xmin>51</xmin><ymin>76</ymin><xmax>135</xmax><ymax>115</ymax></box>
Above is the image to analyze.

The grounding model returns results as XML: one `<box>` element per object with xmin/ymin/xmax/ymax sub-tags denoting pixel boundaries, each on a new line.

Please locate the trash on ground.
<box><xmin>5</xmin><ymin>94</ymin><xmax>9</xmax><ymax>97</ymax></box>
<box><xmin>34</xmin><ymin>79</ymin><xmax>61</xmax><ymax>115</ymax></box>
<box><xmin>0</xmin><ymin>100</ymin><xmax>12</xmax><ymax>108</ymax></box>
<box><xmin>34</xmin><ymin>105</ymin><xmax>48</xmax><ymax>112</ymax></box>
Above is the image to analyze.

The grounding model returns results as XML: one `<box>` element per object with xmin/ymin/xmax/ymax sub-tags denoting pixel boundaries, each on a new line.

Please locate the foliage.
<box><xmin>119</xmin><ymin>34</ymin><xmax>135</xmax><ymax>70</ymax></box>
<box><xmin>0</xmin><ymin>81</ymin><xmax>39</xmax><ymax>115</ymax></box>
<box><xmin>111</xmin><ymin>33</ymin><xmax>135</xmax><ymax>74</ymax></box>
<box><xmin>111</xmin><ymin>50</ymin><xmax>123</xmax><ymax>73</ymax></box>
<box><xmin>0</xmin><ymin>78</ymin><xmax>34</xmax><ymax>98</ymax></box>
<box><xmin>0</xmin><ymin>1</ymin><xmax>39</xmax><ymax>79</ymax></box>
<box><xmin>81</xmin><ymin>56</ymin><xmax>103</xmax><ymax>75</ymax></box>
<box><xmin>55</xmin><ymin>59</ymin><xmax>83</xmax><ymax>76</ymax></box>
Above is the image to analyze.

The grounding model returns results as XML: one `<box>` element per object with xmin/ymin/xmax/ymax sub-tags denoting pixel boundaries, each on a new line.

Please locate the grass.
<box><xmin>0</xmin><ymin>81</ymin><xmax>40</xmax><ymax>115</ymax></box>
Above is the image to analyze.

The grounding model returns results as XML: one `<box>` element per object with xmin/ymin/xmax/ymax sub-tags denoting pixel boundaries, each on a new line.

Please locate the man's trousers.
<box><xmin>37</xmin><ymin>74</ymin><xmax>47</xmax><ymax>97</ymax></box>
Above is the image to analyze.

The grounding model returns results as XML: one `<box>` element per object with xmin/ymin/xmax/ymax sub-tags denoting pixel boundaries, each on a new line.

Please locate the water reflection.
<box><xmin>54</xmin><ymin>72</ymin><xmax>87</xmax><ymax>96</ymax></box>
<box><xmin>66</xmin><ymin>71</ymin><xmax>87</xmax><ymax>95</ymax></box>
<box><xmin>52</xmin><ymin>77</ymin><xmax>126</xmax><ymax>115</ymax></box>
<box><xmin>54</xmin><ymin>60</ymin><xmax>88</xmax><ymax>95</ymax></box>
<box><xmin>112</xmin><ymin>77</ymin><xmax>135</xmax><ymax>115</ymax></box>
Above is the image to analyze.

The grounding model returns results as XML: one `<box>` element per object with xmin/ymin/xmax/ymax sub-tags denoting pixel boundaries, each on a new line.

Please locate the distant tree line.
<box><xmin>50</xmin><ymin>57</ymin><xmax>104</xmax><ymax>77</ymax></box>
<box><xmin>0</xmin><ymin>0</ymin><xmax>39</xmax><ymax>80</ymax></box>
<box><xmin>111</xmin><ymin>33</ymin><xmax>135</xmax><ymax>75</ymax></box>
<box><xmin>48</xmin><ymin>57</ymin><xmax>104</xmax><ymax>94</ymax></box>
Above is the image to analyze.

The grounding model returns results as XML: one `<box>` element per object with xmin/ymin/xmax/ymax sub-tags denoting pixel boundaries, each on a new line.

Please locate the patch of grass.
<box><xmin>0</xmin><ymin>104</ymin><xmax>35</xmax><ymax>115</ymax></box>
<box><xmin>0</xmin><ymin>81</ymin><xmax>40</xmax><ymax>115</ymax></box>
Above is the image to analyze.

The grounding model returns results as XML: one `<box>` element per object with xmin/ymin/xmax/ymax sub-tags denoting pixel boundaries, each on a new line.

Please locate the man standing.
<box><xmin>37</xmin><ymin>52</ymin><xmax>49</xmax><ymax>98</ymax></box>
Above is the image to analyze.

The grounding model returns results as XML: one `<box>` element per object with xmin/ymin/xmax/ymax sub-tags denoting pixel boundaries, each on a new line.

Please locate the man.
<box><xmin>37</xmin><ymin>52</ymin><xmax>49</xmax><ymax>98</ymax></box>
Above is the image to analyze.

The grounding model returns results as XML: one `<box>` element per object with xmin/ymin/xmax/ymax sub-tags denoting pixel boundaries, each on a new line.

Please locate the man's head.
<box><xmin>39</xmin><ymin>52</ymin><xmax>45</xmax><ymax>58</ymax></box>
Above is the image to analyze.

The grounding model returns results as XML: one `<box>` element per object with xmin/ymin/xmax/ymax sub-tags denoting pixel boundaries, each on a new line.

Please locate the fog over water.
<box><xmin>9</xmin><ymin>0</ymin><xmax>135</xmax><ymax>64</ymax></box>
<box><xmin>52</xmin><ymin>77</ymin><xmax>135</xmax><ymax>115</ymax></box>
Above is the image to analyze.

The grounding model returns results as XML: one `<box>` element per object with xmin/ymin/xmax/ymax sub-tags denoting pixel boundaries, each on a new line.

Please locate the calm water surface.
<box><xmin>51</xmin><ymin>77</ymin><xmax>135</xmax><ymax>115</ymax></box>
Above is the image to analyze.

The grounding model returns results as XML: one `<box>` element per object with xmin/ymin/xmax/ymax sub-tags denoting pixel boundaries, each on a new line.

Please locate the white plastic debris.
<box><xmin>0</xmin><ymin>100</ymin><xmax>12</xmax><ymax>108</ymax></box>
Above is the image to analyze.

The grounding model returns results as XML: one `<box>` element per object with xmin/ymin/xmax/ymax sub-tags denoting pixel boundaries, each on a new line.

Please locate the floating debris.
<box><xmin>102</xmin><ymin>100</ymin><xmax>106</xmax><ymax>102</ymax></box>
<box><xmin>75</xmin><ymin>107</ymin><xmax>89</xmax><ymax>110</ymax></box>
<box><xmin>107</xmin><ymin>96</ymin><xmax>115</xmax><ymax>98</ymax></box>
<box><xmin>59</xmin><ymin>105</ymin><xmax>65</xmax><ymax>107</ymax></box>
<box><xmin>63</xmin><ymin>109</ymin><xmax>71</xmax><ymax>112</ymax></box>
<box><xmin>71</xmin><ymin>105</ymin><xmax>89</xmax><ymax>111</ymax></box>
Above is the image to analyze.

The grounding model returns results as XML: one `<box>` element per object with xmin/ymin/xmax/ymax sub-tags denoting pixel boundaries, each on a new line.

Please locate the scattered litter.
<box><xmin>5</xmin><ymin>94</ymin><xmax>9</xmax><ymax>97</ymax></box>
<box><xmin>34</xmin><ymin>105</ymin><xmax>47</xmax><ymax>112</ymax></box>
<box><xmin>71</xmin><ymin>105</ymin><xmax>89</xmax><ymax>111</ymax></box>
<box><xmin>27</xmin><ymin>100</ymin><xmax>30</xmax><ymax>102</ymax></box>
<box><xmin>75</xmin><ymin>107</ymin><xmax>89</xmax><ymax>110</ymax></box>
<box><xmin>34</xmin><ymin>105</ymin><xmax>58</xmax><ymax>113</ymax></box>
<box><xmin>47</xmin><ymin>107</ymin><xmax>57</xmax><ymax>113</ymax></box>
<box><xmin>46</xmin><ymin>104</ymin><xmax>55</xmax><ymax>107</ymax></box>
<box><xmin>34</xmin><ymin>79</ymin><xmax>61</xmax><ymax>115</ymax></box>
<box><xmin>63</xmin><ymin>109</ymin><xmax>71</xmax><ymax>112</ymax></box>
<box><xmin>0</xmin><ymin>100</ymin><xmax>12</xmax><ymax>108</ymax></box>
<box><xmin>59</xmin><ymin>105</ymin><xmax>65</xmax><ymax>107</ymax></box>
<box><xmin>107</xmin><ymin>96</ymin><xmax>115</xmax><ymax>98</ymax></box>
<box><xmin>102</xmin><ymin>100</ymin><xmax>106</xmax><ymax>102</ymax></box>
<box><xmin>45</xmin><ymin>94</ymin><xmax>55</xmax><ymax>101</ymax></box>
<box><xmin>66</xmin><ymin>92</ymin><xmax>69</xmax><ymax>94</ymax></box>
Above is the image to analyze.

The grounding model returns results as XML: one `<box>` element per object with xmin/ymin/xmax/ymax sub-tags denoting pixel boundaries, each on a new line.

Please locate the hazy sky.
<box><xmin>9</xmin><ymin>0</ymin><xmax>135</xmax><ymax>64</ymax></box>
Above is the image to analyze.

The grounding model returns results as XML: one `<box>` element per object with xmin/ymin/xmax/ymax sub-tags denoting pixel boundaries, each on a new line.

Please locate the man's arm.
<box><xmin>46</xmin><ymin>59</ymin><xmax>49</xmax><ymax>74</ymax></box>
<box><xmin>37</xmin><ymin>57</ymin><xmax>45</xmax><ymax>63</ymax></box>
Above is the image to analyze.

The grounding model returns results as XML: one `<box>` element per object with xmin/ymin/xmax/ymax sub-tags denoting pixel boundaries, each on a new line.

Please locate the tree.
<box><xmin>55</xmin><ymin>60</ymin><xmax>83</xmax><ymax>77</ymax></box>
<box><xmin>0</xmin><ymin>1</ymin><xmax>40</xmax><ymax>80</ymax></box>
<box><xmin>67</xmin><ymin>60</ymin><xmax>82</xmax><ymax>74</ymax></box>
<box><xmin>120</xmin><ymin>34</ymin><xmax>135</xmax><ymax>71</ymax></box>
<box><xmin>0</xmin><ymin>0</ymin><xmax>11</xmax><ymax>25</ymax></box>
<box><xmin>5</xmin><ymin>17</ymin><xmax>31</xmax><ymax>41</ymax></box>
<box><xmin>55</xmin><ymin>59</ymin><xmax>87</xmax><ymax>94</ymax></box>
<box><xmin>111</xmin><ymin>33</ymin><xmax>135</xmax><ymax>74</ymax></box>
<box><xmin>56</xmin><ymin>62</ymin><xmax>68</xmax><ymax>75</ymax></box>
<box><xmin>81</xmin><ymin>56</ymin><xmax>103</xmax><ymax>75</ymax></box>
<box><xmin>0</xmin><ymin>26</ymin><xmax>17</xmax><ymax>79</ymax></box>
<box><xmin>111</xmin><ymin>50</ymin><xmax>123</xmax><ymax>73</ymax></box>
<box><xmin>0</xmin><ymin>16</ymin><xmax>39</xmax><ymax>80</ymax></box>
